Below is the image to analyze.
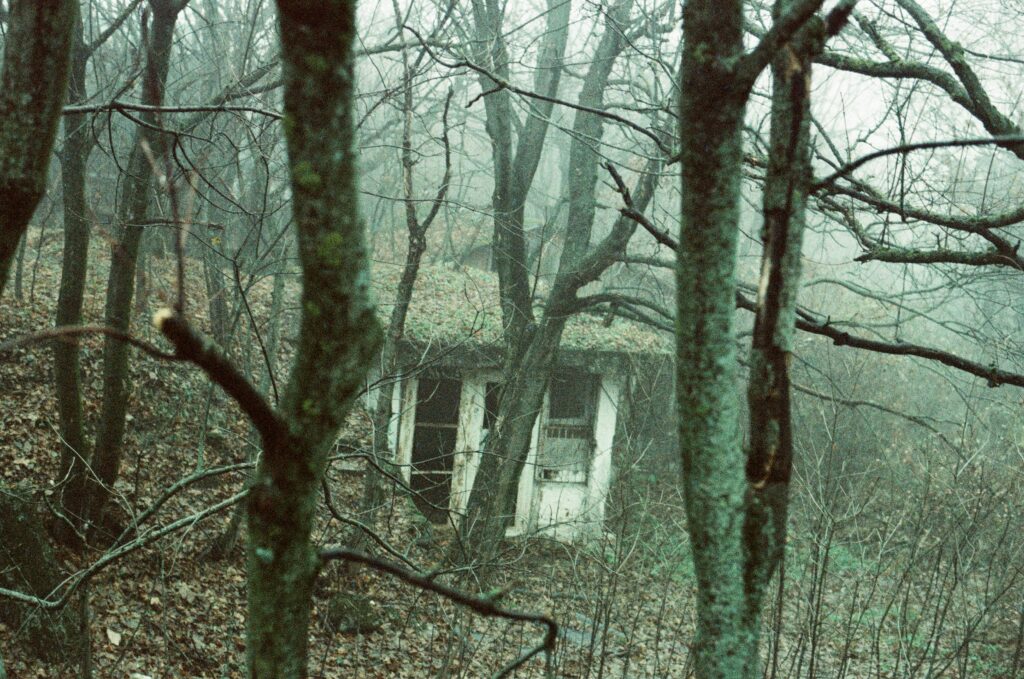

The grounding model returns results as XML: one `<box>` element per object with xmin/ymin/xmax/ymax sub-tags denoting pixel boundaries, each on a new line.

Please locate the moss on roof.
<box><xmin>372</xmin><ymin>265</ymin><xmax>670</xmax><ymax>356</ymax></box>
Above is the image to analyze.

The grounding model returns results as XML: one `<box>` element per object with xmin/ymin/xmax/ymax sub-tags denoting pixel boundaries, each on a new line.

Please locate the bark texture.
<box><xmin>245</xmin><ymin>1</ymin><xmax>382</xmax><ymax>675</ymax></box>
<box><xmin>676</xmin><ymin>0</ymin><xmax>831</xmax><ymax>675</ymax></box>
<box><xmin>54</xmin><ymin>15</ymin><xmax>94</xmax><ymax>527</ymax></box>
<box><xmin>459</xmin><ymin>0</ymin><xmax>661</xmax><ymax>568</ymax></box>
<box><xmin>86</xmin><ymin>0</ymin><xmax>187</xmax><ymax>525</ymax></box>
<box><xmin>0</xmin><ymin>0</ymin><xmax>76</xmax><ymax>296</ymax></box>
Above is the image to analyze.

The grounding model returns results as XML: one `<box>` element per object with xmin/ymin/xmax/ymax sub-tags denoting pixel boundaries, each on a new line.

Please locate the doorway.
<box><xmin>410</xmin><ymin>377</ymin><xmax>462</xmax><ymax>522</ymax></box>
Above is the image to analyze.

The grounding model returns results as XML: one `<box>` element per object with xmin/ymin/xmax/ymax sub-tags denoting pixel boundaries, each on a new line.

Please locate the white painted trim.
<box><xmin>451</xmin><ymin>377</ymin><xmax>486</xmax><ymax>518</ymax></box>
<box><xmin>395</xmin><ymin>377</ymin><xmax>418</xmax><ymax>485</ymax></box>
<box><xmin>387</xmin><ymin>377</ymin><xmax>401</xmax><ymax>452</ymax></box>
<box><xmin>586</xmin><ymin>373</ymin><xmax>621</xmax><ymax>536</ymax></box>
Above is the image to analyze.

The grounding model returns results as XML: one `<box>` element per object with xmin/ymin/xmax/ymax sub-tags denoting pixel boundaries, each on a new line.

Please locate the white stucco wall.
<box><xmin>394</xmin><ymin>369</ymin><xmax>623</xmax><ymax>543</ymax></box>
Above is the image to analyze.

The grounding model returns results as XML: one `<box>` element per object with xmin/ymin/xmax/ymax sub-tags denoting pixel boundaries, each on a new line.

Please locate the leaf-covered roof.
<box><xmin>372</xmin><ymin>265</ymin><xmax>671</xmax><ymax>357</ymax></box>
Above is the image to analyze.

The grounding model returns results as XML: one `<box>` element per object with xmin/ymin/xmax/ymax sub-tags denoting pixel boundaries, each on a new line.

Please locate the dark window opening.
<box><xmin>548</xmin><ymin>370</ymin><xmax>595</xmax><ymax>421</ymax></box>
<box><xmin>411</xmin><ymin>378</ymin><xmax>461</xmax><ymax>522</ymax></box>
<box><xmin>538</xmin><ymin>371</ymin><xmax>597</xmax><ymax>483</ymax></box>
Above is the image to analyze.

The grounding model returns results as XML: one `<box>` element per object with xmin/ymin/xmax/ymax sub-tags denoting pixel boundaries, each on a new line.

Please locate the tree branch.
<box><xmin>152</xmin><ymin>308</ymin><xmax>284</xmax><ymax>447</ymax></box>
<box><xmin>814</xmin><ymin>135</ymin><xmax>1024</xmax><ymax>190</ymax></box>
<box><xmin>319</xmin><ymin>547</ymin><xmax>558</xmax><ymax>678</ymax></box>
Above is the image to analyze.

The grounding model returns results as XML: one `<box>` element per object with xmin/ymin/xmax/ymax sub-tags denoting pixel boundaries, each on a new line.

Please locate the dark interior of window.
<box><xmin>411</xmin><ymin>378</ymin><xmax>461</xmax><ymax>522</ymax></box>
<box><xmin>548</xmin><ymin>370</ymin><xmax>594</xmax><ymax>421</ymax></box>
<box><xmin>483</xmin><ymin>382</ymin><xmax>501</xmax><ymax>431</ymax></box>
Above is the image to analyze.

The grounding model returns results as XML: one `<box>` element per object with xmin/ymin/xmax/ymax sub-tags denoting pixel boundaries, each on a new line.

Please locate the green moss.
<box><xmin>317</xmin><ymin>232</ymin><xmax>345</xmax><ymax>267</ymax></box>
<box><xmin>282</xmin><ymin>113</ymin><xmax>296</xmax><ymax>136</ymax></box>
<box><xmin>292</xmin><ymin>160</ymin><xmax>322</xmax><ymax>192</ymax></box>
<box><xmin>304</xmin><ymin>54</ymin><xmax>329</xmax><ymax>73</ymax></box>
<box><xmin>304</xmin><ymin>300</ymin><xmax>321</xmax><ymax>319</ymax></box>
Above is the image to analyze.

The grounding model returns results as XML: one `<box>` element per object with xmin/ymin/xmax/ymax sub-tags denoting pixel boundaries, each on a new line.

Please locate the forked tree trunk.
<box><xmin>676</xmin><ymin>1</ymin><xmax>845</xmax><ymax>676</ymax></box>
<box><xmin>459</xmin><ymin>0</ymin><xmax>648</xmax><ymax>568</ymax></box>
<box><xmin>244</xmin><ymin>2</ymin><xmax>382</xmax><ymax>675</ymax></box>
<box><xmin>86</xmin><ymin>0</ymin><xmax>187</xmax><ymax>526</ymax></box>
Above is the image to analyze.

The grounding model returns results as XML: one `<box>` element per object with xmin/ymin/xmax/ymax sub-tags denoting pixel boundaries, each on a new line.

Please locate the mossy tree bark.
<box><xmin>450</xmin><ymin>0</ymin><xmax>571</xmax><ymax>568</ymax></box>
<box><xmin>0</xmin><ymin>2</ymin><xmax>79</xmax><ymax>662</ymax></box>
<box><xmin>0</xmin><ymin>486</ymin><xmax>85</xmax><ymax>664</ymax></box>
<box><xmin>245</xmin><ymin>1</ymin><xmax>382</xmax><ymax>675</ymax></box>
<box><xmin>156</xmin><ymin>3</ymin><xmax>380</xmax><ymax>673</ymax></box>
<box><xmin>0</xmin><ymin>0</ymin><xmax>76</xmax><ymax>297</ymax></box>
<box><xmin>675</xmin><ymin>1</ymin><xmax>848</xmax><ymax>676</ymax></box>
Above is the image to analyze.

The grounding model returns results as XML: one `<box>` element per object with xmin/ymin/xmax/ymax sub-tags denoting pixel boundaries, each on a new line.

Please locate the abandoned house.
<box><xmin>370</xmin><ymin>266</ymin><xmax>673</xmax><ymax>543</ymax></box>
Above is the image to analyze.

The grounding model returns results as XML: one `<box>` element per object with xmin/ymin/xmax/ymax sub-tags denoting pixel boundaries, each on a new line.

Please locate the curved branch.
<box><xmin>0</xmin><ymin>324</ymin><xmax>179</xmax><ymax>361</ymax></box>
<box><xmin>319</xmin><ymin>547</ymin><xmax>558</xmax><ymax>678</ymax></box>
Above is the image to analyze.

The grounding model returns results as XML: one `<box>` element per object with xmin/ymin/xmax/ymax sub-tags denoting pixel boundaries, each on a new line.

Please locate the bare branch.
<box><xmin>153</xmin><ymin>309</ymin><xmax>284</xmax><ymax>447</ymax></box>
<box><xmin>319</xmin><ymin>547</ymin><xmax>558</xmax><ymax>678</ymax></box>
<box><xmin>815</xmin><ymin>135</ymin><xmax>1024</xmax><ymax>190</ymax></box>
<box><xmin>0</xmin><ymin>324</ymin><xmax>179</xmax><ymax>361</ymax></box>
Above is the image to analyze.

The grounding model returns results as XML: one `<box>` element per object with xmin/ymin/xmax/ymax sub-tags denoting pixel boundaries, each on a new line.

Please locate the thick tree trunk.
<box><xmin>245</xmin><ymin>2</ymin><xmax>382</xmax><ymax>675</ymax></box>
<box><xmin>452</xmin><ymin>2</ymin><xmax>572</xmax><ymax>566</ymax></box>
<box><xmin>469</xmin><ymin>0</ymin><xmax>570</xmax><ymax>352</ymax></box>
<box><xmin>742</xmin><ymin>2</ymin><xmax>816</xmax><ymax>631</ymax></box>
<box><xmin>458</xmin><ymin>0</ymin><xmax>639</xmax><ymax>567</ymax></box>
<box><xmin>677</xmin><ymin>0</ymin><xmax>758</xmax><ymax>674</ymax></box>
<box><xmin>0</xmin><ymin>0</ymin><xmax>76</xmax><ymax>297</ymax></box>
<box><xmin>456</xmin><ymin>327</ymin><xmax>562</xmax><ymax>565</ymax></box>
<box><xmin>0</xmin><ymin>487</ymin><xmax>85</xmax><ymax>663</ymax></box>
<box><xmin>676</xmin><ymin>0</ymin><xmax>833</xmax><ymax>676</ymax></box>
<box><xmin>87</xmin><ymin>1</ymin><xmax>186</xmax><ymax>525</ymax></box>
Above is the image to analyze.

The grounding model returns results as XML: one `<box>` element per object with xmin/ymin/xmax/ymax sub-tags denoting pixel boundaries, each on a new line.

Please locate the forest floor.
<box><xmin>3</xmin><ymin>234</ymin><xmax>1021</xmax><ymax>678</ymax></box>
<box><xmin>0</xmin><ymin>238</ymin><xmax>699</xmax><ymax>678</ymax></box>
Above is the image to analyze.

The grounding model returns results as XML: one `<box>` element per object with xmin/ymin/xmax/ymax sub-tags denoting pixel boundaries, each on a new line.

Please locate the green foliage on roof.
<box><xmin>372</xmin><ymin>265</ymin><xmax>670</xmax><ymax>356</ymax></box>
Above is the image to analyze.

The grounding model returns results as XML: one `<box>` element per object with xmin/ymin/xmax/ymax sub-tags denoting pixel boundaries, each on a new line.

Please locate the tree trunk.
<box><xmin>87</xmin><ymin>0</ymin><xmax>186</xmax><ymax>526</ymax></box>
<box><xmin>0</xmin><ymin>0</ymin><xmax>76</xmax><ymax>297</ymax></box>
<box><xmin>245</xmin><ymin>2</ymin><xmax>382</xmax><ymax>675</ymax></box>
<box><xmin>0</xmin><ymin>486</ymin><xmax>85</xmax><ymax>664</ymax></box>
<box><xmin>54</xmin><ymin>18</ymin><xmax>94</xmax><ymax>526</ymax></box>
<box><xmin>676</xmin><ymin>0</ymin><xmax>833</xmax><ymax>675</ymax></box>
<box><xmin>677</xmin><ymin>3</ymin><xmax>755</xmax><ymax>673</ymax></box>
<box><xmin>742</xmin><ymin>0</ymin><xmax>816</xmax><ymax>632</ymax></box>
<box><xmin>469</xmin><ymin>0</ymin><xmax>570</xmax><ymax>353</ymax></box>
<box><xmin>458</xmin><ymin>0</ymin><xmax>643</xmax><ymax>567</ymax></box>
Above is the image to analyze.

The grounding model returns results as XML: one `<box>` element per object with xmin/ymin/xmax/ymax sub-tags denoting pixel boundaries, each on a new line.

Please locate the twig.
<box><xmin>815</xmin><ymin>135</ymin><xmax>1024</xmax><ymax>190</ymax></box>
<box><xmin>0</xmin><ymin>325</ymin><xmax>179</xmax><ymax>361</ymax></box>
<box><xmin>319</xmin><ymin>547</ymin><xmax>557</xmax><ymax>678</ymax></box>
<box><xmin>0</xmin><ymin>491</ymin><xmax>246</xmax><ymax>609</ymax></box>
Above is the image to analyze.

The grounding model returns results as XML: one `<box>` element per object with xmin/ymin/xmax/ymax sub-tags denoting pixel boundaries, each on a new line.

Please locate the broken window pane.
<box><xmin>538</xmin><ymin>371</ymin><xmax>596</xmax><ymax>483</ymax></box>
